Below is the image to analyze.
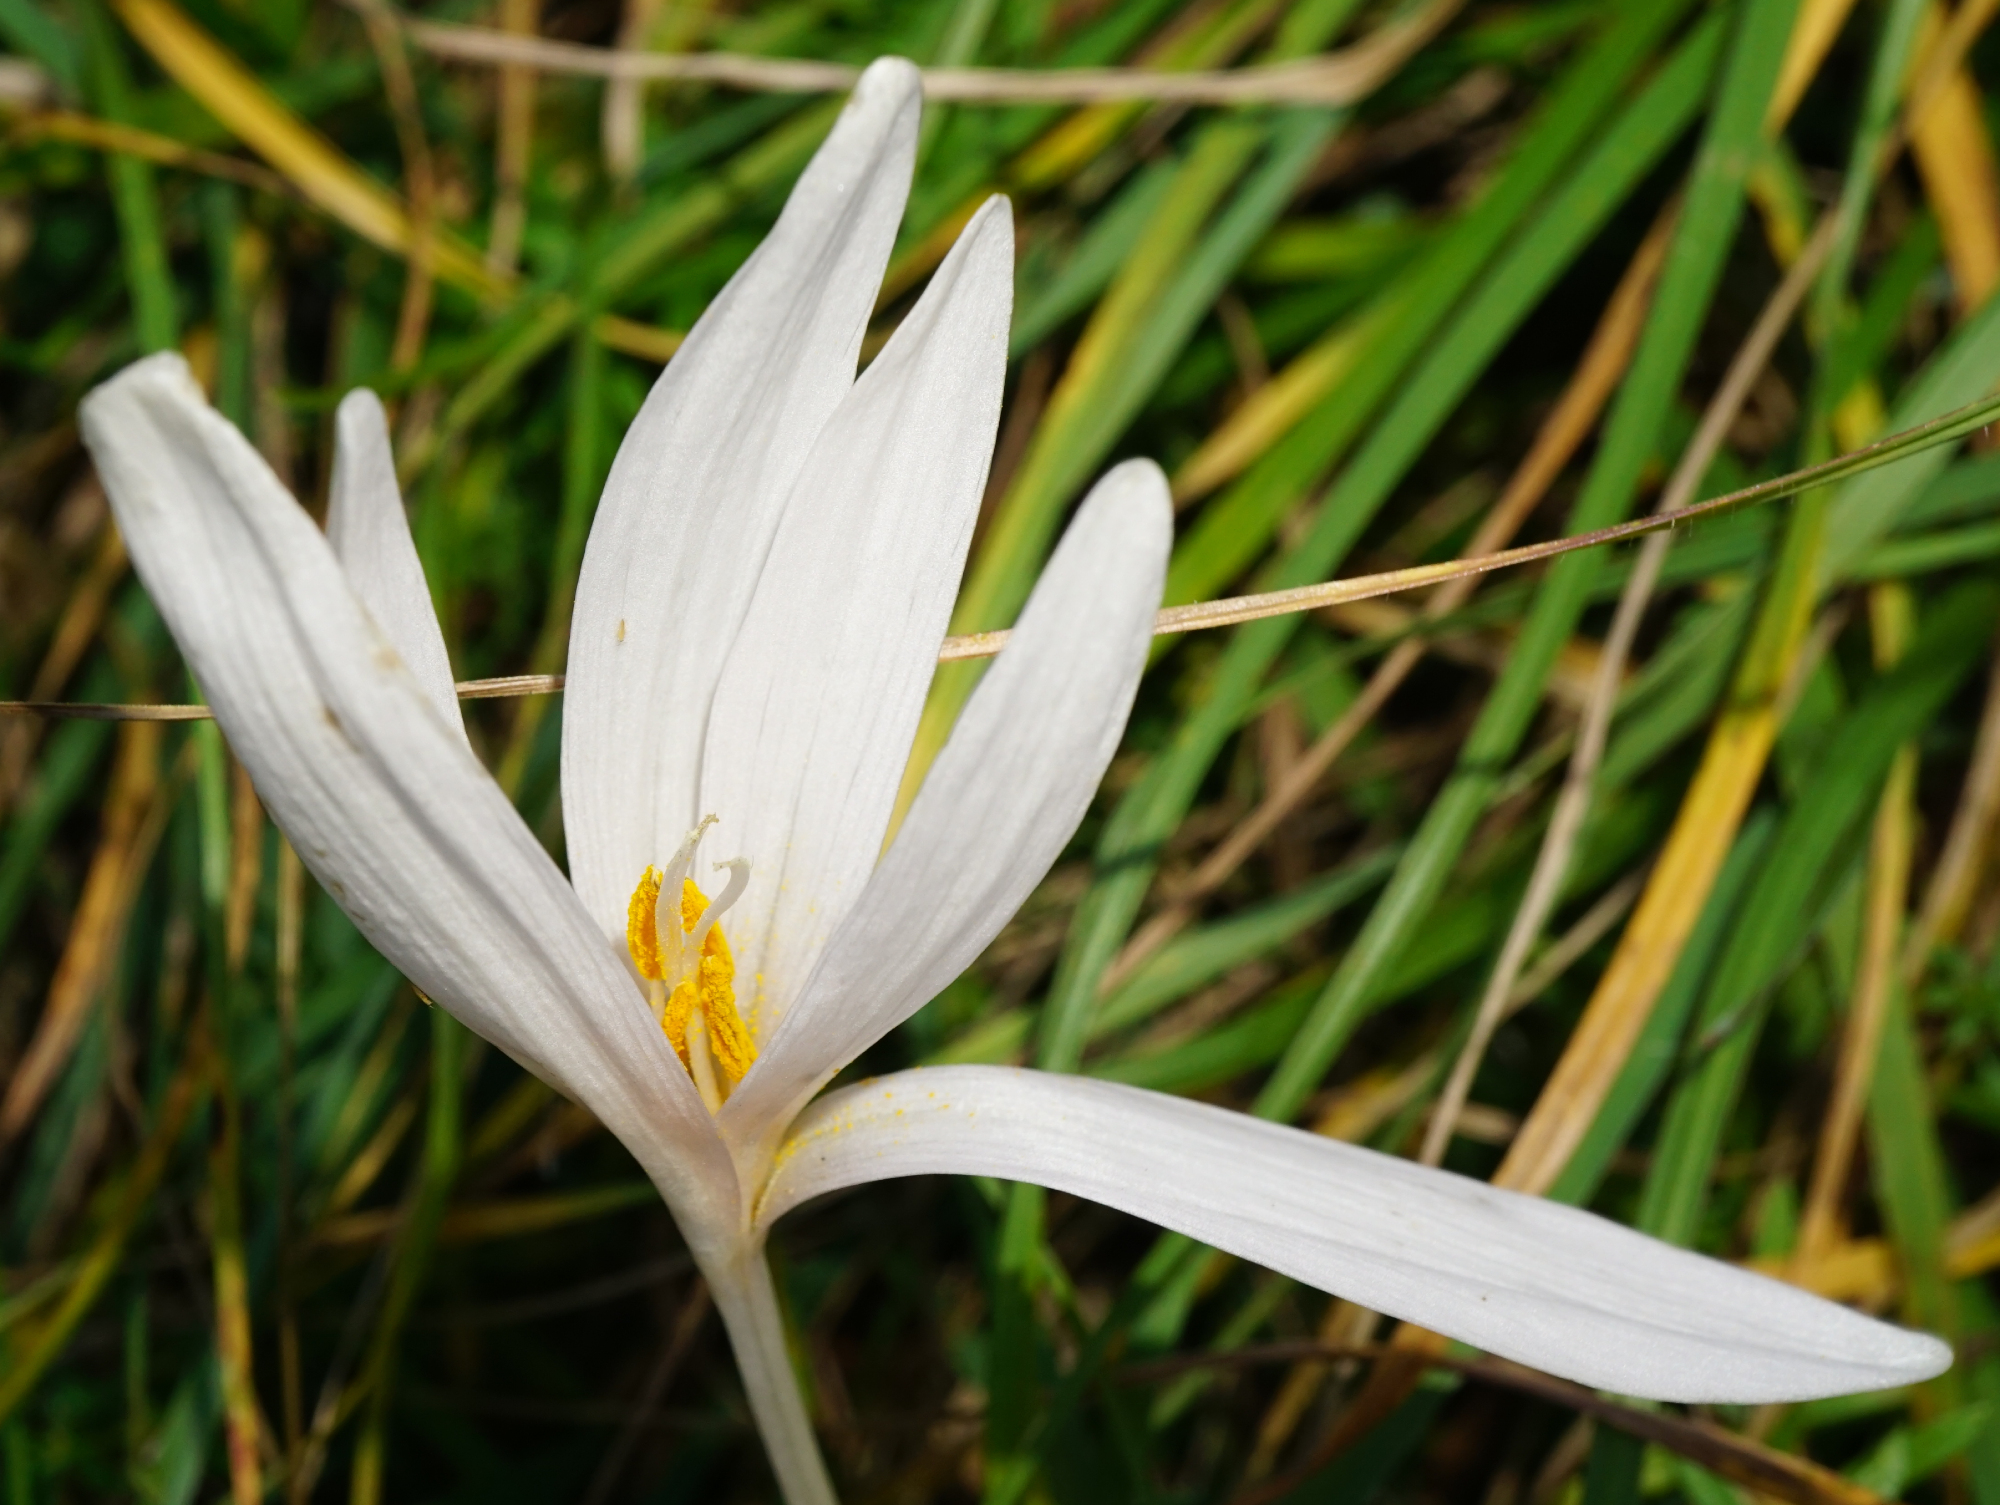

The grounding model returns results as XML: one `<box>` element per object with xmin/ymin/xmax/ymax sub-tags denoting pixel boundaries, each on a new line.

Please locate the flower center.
<box><xmin>626</xmin><ymin>817</ymin><xmax>756</xmax><ymax>1111</ymax></box>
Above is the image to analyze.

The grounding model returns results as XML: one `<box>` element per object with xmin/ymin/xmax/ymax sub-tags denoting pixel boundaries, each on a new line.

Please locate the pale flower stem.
<box><xmin>707</xmin><ymin>1247</ymin><xmax>839</xmax><ymax>1505</ymax></box>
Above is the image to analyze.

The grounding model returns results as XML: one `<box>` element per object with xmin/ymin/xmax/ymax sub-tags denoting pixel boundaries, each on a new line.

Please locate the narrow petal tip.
<box><xmin>1077</xmin><ymin>458</ymin><xmax>1173</xmax><ymax>573</ymax></box>
<box><xmin>326</xmin><ymin>382</ymin><xmax>463</xmax><ymax>729</ymax></box>
<box><xmin>334</xmin><ymin>385</ymin><xmax>387</xmax><ymax>435</ymax></box>
<box><xmin>969</xmin><ymin>191</ymin><xmax>1014</xmax><ymax>234</ymax></box>
<box><xmin>1680</xmin><ymin>1306</ymin><xmax>1954</xmax><ymax>1402</ymax></box>
<box><xmin>81</xmin><ymin>350</ymin><xmax>201</xmax><ymax>427</ymax></box>
<box><xmin>953</xmin><ymin>194</ymin><xmax>1015</xmax><ymax>270</ymax></box>
<box><xmin>855</xmin><ymin>55</ymin><xmax>922</xmax><ymax>107</ymax></box>
<box><xmin>1095</xmin><ymin>456</ymin><xmax>1172</xmax><ymax>515</ymax></box>
<box><xmin>1868</xmin><ymin>1325</ymin><xmax>1955</xmax><ymax>1386</ymax></box>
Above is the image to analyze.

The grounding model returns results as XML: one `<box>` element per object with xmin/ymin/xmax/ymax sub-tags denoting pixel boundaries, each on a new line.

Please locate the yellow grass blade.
<box><xmin>111</xmin><ymin>0</ymin><xmax>507</xmax><ymax>301</ymax></box>
<box><xmin>1170</xmin><ymin>296</ymin><xmax>1404</xmax><ymax>506</ymax></box>
<box><xmin>1494</xmin><ymin>706</ymin><xmax>1782</xmax><ymax>1193</ymax></box>
<box><xmin>1908</xmin><ymin>6</ymin><xmax>2000</xmax><ymax>311</ymax></box>
<box><xmin>1767</xmin><ymin>0</ymin><xmax>1861</xmax><ymax>131</ymax></box>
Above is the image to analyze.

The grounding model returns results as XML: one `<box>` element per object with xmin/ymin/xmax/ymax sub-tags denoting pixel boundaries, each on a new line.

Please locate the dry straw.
<box><xmin>9</xmin><ymin>388</ymin><xmax>1999</xmax><ymax>725</ymax></box>
<box><xmin>370</xmin><ymin>0</ymin><xmax>1459</xmax><ymax>106</ymax></box>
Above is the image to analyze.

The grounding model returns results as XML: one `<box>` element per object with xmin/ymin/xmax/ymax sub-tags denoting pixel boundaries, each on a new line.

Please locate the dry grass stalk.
<box><xmin>486</xmin><ymin>0</ymin><xmax>538</xmax><ymax>278</ymax></box>
<box><xmin>389</xmin><ymin>0</ymin><xmax>1459</xmax><ymax>107</ymax></box>
<box><xmin>352</xmin><ymin>0</ymin><xmax>439</xmax><ymax>372</ymax></box>
<box><xmin>599</xmin><ymin>0</ymin><xmax>667</xmax><ymax>182</ymax></box>
<box><xmin>210</xmin><ymin>1111</ymin><xmax>265</xmax><ymax>1505</ymax></box>
<box><xmin>579</xmin><ymin>1279</ymin><xmax>713</xmax><ymax>1505</ymax></box>
<box><xmin>0</xmin><ymin>720</ymin><xmax>165</xmax><ymax>1143</ymax></box>
<box><xmin>0</xmin><ymin>518</ymin><xmax>125</xmax><ymax>813</ymax></box>
<box><xmin>1272</xmin><ymin>3</ymin><xmax>1896</xmax><ymax>1450</ymax></box>
<box><xmin>7</xmin><ymin>111</ymin><xmax>292</xmax><ymax>197</ymax></box>
<box><xmin>109</xmin><ymin>0</ymin><xmax>503</xmax><ymax>299</ymax></box>
<box><xmin>0</xmin><ymin>1028</ymin><xmax>209</xmax><ymax>1426</ymax></box>
<box><xmin>1422</xmin><ymin>206</ymin><xmax>1841</xmax><ymax>1172</ymax></box>
<box><xmin>1488</xmin><ymin>0</ymin><xmax>1998</xmax><ymax>1203</ymax></box>
<box><xmin>274</xmin><ymin>838</ymin><xmax>306</xmax><ymax>1477</ymax></box>
<box><xmin>1795</xmin><ymin>585</ymin><xmax>1917</xmax><ymax>1264</ymax></box>
<box><xmin>1908</xmin><ymin>4</ymin><xmax>2000</xmax><ymax>312</ymax></box>
<box><xmin>1902</xmin><ymin>646</ymin><xmax>2000</xmax><ymax>975</ymax></box>
<box><xmin>1191</xmin><ymin>1343</ymin><xmax>1895</xmax><ymax>1505</ymax></box>
<box><xmin>224</xmin><ymin>758</ymin><xmax>263</xmax><ymax>972</ymax></box>
<box><xmin>1101</xmin><ymin>206</ymin><xmax>1675</xmax><ymax>995</ymax></box>
<box><xmin>11</xmin><ymin>383</ymin><xmax>2000</xmax><ymax>724</ymax></box>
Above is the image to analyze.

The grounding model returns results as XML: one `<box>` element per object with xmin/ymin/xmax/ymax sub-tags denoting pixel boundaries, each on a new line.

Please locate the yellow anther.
<box><xmin>627</xmin><ymin>867</ymin><xmax>757</xmax><ymax>1090</ymax></box>
<box><xmin>661</xmin><ymin>977</ymin><xmax>697</xmax><ymax>1067</ymax></box>
<box><xmin>697</xmin><ymin>928</ymin><xmax>756</xmax><ymax>1081</ymax></box>
<box><xmin>626</xmin><ymin>865</ymin><xmax>664</xmax><ymax>981</ymax></box>
<box><xmin>682</xmin><ymin>877</ymin><xmax>757</xmax><ymax>1085</ymax></box>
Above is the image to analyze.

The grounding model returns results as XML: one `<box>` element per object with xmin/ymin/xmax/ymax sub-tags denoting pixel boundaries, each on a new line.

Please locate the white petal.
<box><xmin>561</xmin><ymin>57</ymin><xmax>921</xmax><ymax>952</ymax></box>
<box><xmin>82</xmin><ymin>355</ymin><xmax>735</xmax><ymax>1225</ymax></box>
<box><xmin>699</xmin><ymin>196</ymin><xmax>1013</xmax><ymax>1035</ymax></box>
<box><xmin>325</xmin><ymin>389</ymin><xmax>463</xmax><ymax>734</ymax></box>
<box><xmin>720</xmin><ymin>462</ymin><xmax>1171</xmax><ymax>1144</ymax></box>
<box><xmin>761</xmin><ymin>1066</ymin><xmax>1951</xmax><ymax>1404</ymax></box>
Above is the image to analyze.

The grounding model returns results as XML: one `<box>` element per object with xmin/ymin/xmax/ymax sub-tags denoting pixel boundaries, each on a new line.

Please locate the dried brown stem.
<box><xmin>1139</xmin><ymin>1342</ymin><xmax>1893</xmax><ymax>1505</ymax></box>
<box><xmin>9</xmin><ymin>111</ymin><xmax>294</xmax><ymax>197</ymax></box>
<box><xmin>1102</xmin><ymin>205</ymin><xmax>1676</xmax><ymax>994</ymax></box>
<box><xmin>373</xmin><ymin>0</ymin><xmax>1457</xmax><ymax>106</ymax></box>
<box><xmin>0</xmin><ymin>722</ymin><xmax>168</xmax><ymax>1143</ymax></box>
<box><xmin>353</xmin><ymin>0</ymin><xmax>438</xmax><ymax>372</ymax></box>
<box><xmin>579</xmin><ymin>1279</ymin><xmax>711</xmax><ymax>1505</ymax></box>
<box><xmin>0</xmin><ymin>518</ymin><xmax>127</xmax><ymax>812</ymax></box>
<box><xmin>486</xmin><ymin>0</ymin><xmax>538</xmax><ymax>278</ymax></box>
<box><xmin>1420</xmin><ymin>205</ymin><xmax>1840</xmax><ymax>1168</ymax></box>
<box><xmin>13</xmin><ymin>379</ymin><xmax>2000</xmax><ymax>727</ymax></box>
<box><xmin>1797</xmin><ymin>587</ymin><xmax>1916</xmax><ymax>1263</ymax></box>
<box><xmin>1901</xmin><ymin>644</ymin><xmax>2000</xmax><ymax>978</ymax></box>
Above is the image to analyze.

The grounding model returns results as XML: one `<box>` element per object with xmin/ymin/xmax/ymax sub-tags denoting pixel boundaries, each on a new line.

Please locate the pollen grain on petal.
<box><xmin>626</xmin><ymin>866</ymin><xmax>664</xmax><ymax>980</ymax></box>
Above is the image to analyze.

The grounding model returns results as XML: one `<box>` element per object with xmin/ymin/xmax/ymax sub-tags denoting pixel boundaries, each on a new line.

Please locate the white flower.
<box><xmin>83</xmin><ymin>56</ymin><xmax>1945</xmax><ymax>1505</ymax></box>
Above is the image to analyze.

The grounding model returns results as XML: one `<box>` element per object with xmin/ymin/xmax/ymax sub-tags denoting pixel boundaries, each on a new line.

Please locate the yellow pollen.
<box><xmin>625</xmin><ymin>868</ymin><xmax>757</xmax><ymax>1091</ymax></box>
<box><xmin>661</xmin><ymin>977</ymin><xmax>697</xmax><ymax>1066</ymax></box>
<box><xmin>626</xmin><ymin>866</ymin><xmax>665</xmax><ymax>980</ymax></box>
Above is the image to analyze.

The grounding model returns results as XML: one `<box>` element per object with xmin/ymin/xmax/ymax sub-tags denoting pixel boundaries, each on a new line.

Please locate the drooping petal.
<box><xmin>81</xmin><ymin>355</ymin><xmax>736</xmax><ymax>1226</ymax></box>
<box><xmin>761</xmin><ymin>1067</ymin><xmax>1950</xmax><ymax>1404</ymax></box>
<box><xmin>325</xmin><ymin>389</ymin><xmax>462</xmax><ymax>735</ymax></box>
<box><xmin>562</xmin><ymin>58</ymin><xmax>922</xmax><ymax>954</ymax></box>
<box><xmin>698</xmin><ymin>196</ymin><xmax>1013</xmax><ymax>1036</ymax></box>
<box><xmin>720</xmin><ymin>462</ymin><xmax>1170</xmax><ymax>1146</ymax></box>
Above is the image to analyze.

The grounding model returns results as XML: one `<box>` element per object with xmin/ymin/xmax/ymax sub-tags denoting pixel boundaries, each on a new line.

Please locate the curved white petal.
<box><xmin>720</xmin><ymin>462</ymin><xmax>1170</xmax><ymax>1144</ymax></box>
<box><xmin>562</xmin><ymin>57</ymin><xmax>921</xmax><ymax>952</ymax></box>
<box><xmin>325</xmin><ymin>389</ymin><xmax>462</xmax><ymax>735</ymax></box>
<box><xmin>82</xmin><ymin>355</ymin><xmax>736</xmax><ymax>1226</ymax></box>
<box><xmin>700</xmin><ymin>196</ymin><xmax>1013</xmax><ymax>1035</ymax></box>
<box><xmin>761</xmin><ymin>1066</ymin><xmax>1951</xmax><ymax>1404</ymax></box>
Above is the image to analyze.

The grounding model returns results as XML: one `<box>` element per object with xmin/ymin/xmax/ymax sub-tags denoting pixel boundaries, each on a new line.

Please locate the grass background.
<box><xmin>3</xmin><ymin>0</ymin><xmax>2000</xmax><ymax>1501</ymax></box>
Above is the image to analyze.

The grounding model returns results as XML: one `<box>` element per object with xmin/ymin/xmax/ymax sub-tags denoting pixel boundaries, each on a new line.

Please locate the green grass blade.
<box><xmin>1257</xmin><ymin>0</ymin><xmax>1800</xmax><ymax>1127</ymax></box>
